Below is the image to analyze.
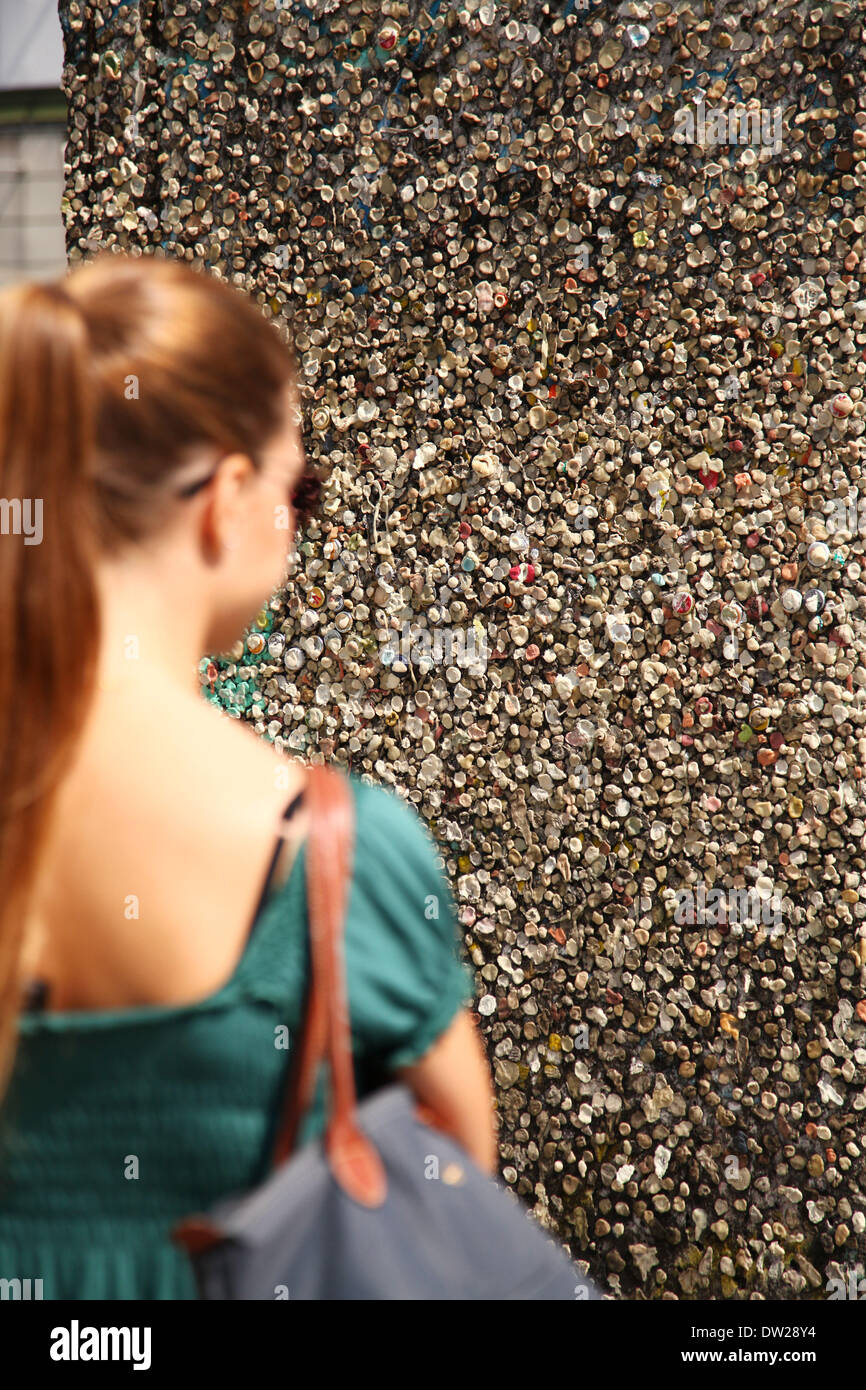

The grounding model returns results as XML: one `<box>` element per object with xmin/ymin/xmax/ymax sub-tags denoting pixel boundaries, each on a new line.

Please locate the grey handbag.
<box><xmin>173</xmin><ymin>764</ymin><xmax>598</xmax><ymax>1300</ymax></box>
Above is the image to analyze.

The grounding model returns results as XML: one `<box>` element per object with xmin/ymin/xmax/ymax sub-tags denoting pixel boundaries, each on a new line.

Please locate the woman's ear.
<box><xmin>199</xmin><ymin>453</ymin><xmax>255</xmax><ymax>559</ymax></box>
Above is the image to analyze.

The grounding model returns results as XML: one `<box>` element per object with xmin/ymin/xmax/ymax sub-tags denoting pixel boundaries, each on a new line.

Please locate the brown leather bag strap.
<box><xmin>271</xmin><ymin>764</ymin><xmax>386</xmax><ymax>1208</ymax></box>
<box><xmin>271</xmin><ymin>764</ymin><xmax>348</xmax><ymax>1164</ymax></box>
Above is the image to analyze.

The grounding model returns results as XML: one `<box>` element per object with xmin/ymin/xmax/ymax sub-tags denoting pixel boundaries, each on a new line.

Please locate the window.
<box><xmin>0</xmin><ymin>0</ymin><xmax>66</xmax><ymax>288</ymax></box>
<box><xmin>0</xmin><ymin>103</ymin><xmax>66</xmax><ymax>287</ymax></box>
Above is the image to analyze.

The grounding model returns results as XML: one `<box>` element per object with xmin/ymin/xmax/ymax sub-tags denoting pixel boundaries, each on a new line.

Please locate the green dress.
<box><xmin>0</xmin><ymin>776</ymin><xmax>475</xmax><ymax>1299</ymax></box>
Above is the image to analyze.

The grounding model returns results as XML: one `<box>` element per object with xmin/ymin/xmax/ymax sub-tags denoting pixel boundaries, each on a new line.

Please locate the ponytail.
<box><xmin>0</xmin><ymin>282</ymin><xmax>100</xmax><ymax>1094</ymax></box>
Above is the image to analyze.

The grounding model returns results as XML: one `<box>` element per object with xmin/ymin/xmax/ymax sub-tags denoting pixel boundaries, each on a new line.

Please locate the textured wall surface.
<box><xmin>59</xmin><ymin>0</ymin><xmax>866</xmax><ymax>1299</ymax></box>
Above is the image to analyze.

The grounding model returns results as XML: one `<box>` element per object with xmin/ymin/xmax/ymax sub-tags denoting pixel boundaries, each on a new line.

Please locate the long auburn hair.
<box><xmin>0</xmin><ymin>252</ymin><xmax>296</xmax><ymax>1095</ymax></box>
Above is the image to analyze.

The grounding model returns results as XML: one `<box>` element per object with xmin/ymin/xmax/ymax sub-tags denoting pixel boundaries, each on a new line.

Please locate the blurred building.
<box><xmin>0</xmin><ymin>0</ymin><xmax>66</xmax><ymax>287</ymax></box>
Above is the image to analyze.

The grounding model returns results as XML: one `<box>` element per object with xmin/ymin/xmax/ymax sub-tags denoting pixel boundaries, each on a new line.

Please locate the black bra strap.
<box><xmin>247</xmin><ymin>789</ymin><xmax>306</xmax><ymax>937</ymax></box>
